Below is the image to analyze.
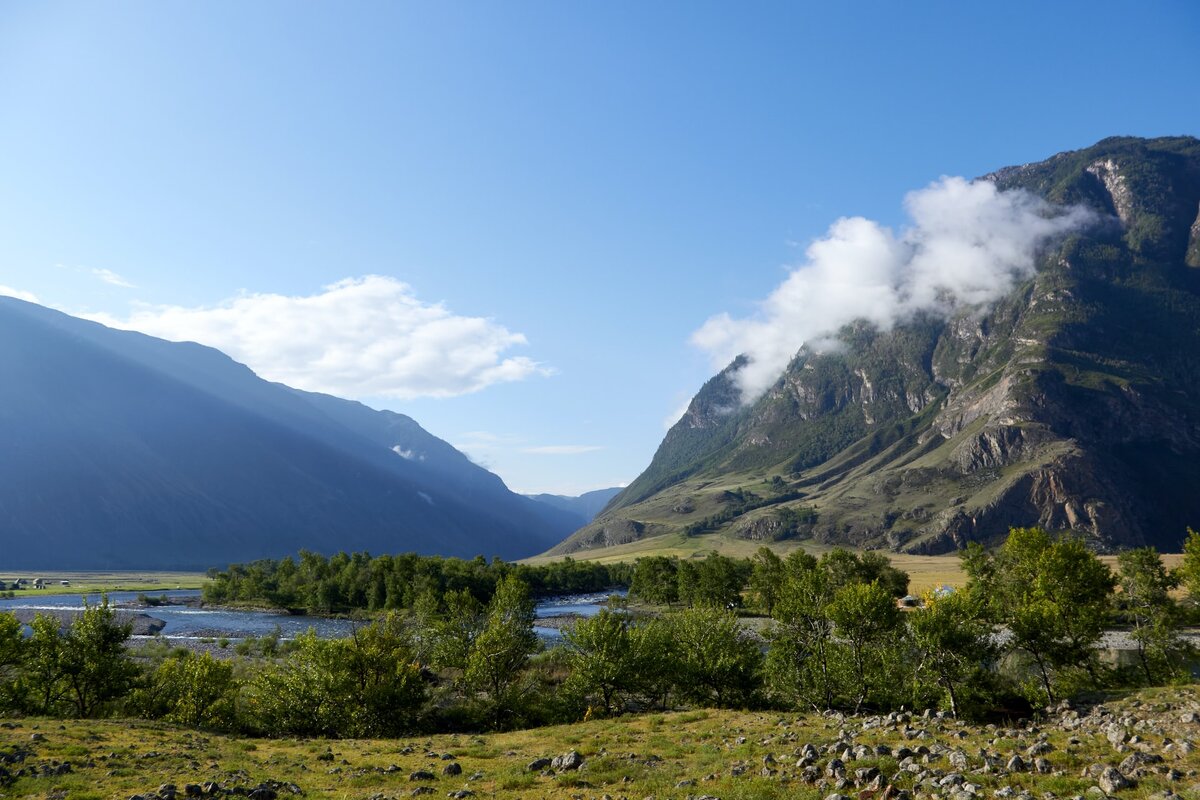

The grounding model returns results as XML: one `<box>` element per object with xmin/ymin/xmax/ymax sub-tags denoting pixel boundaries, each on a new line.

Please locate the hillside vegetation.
<box><xmin>556</xmin><ymin>136</ymin><xmax>1200</xmax><ymax>558</ymax></box>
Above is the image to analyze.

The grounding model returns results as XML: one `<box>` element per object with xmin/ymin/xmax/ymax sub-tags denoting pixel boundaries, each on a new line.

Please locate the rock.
<box><xmin>29</xmin><ymin>733</ymin><xmax>45</xmax><ymax>742</ymax></box>
<box><xmin>527</xmin><ymin>758</ymin><xmax>551</xmax><ymax>772</ymax></box>
<box><xmin>446</xmin><ymin>792</ymin><xmax>474</xmax><ymax>799</ymax></box>
<box><xmin>551</xmin><ymin>750</ymin><xmax>584</xmax><ymax>771</ymax></box>
<box><xmin>184</xmin><ymin>785</ymin><xmax>203</xmax><ymax>798</ymax></box>
<box><xmin>409</xmin><ymin>770</ymin><xmax>436</xmax><ymax>781</ymax></box>
<box><xmin>1107</xmin><ymin>727</ymin><xmax>1128</xmax><ymax>747</ymax></box>
<box><xmin>1098</xmin><ymin>766</ymin><xmax>1131</xmax><ymax>794</ymax></box>
<box><xmin>411</xmin><ymin>789</ymin><xmax>434</xmax><ymax>797</ymax></box>
<box><xmin>1006</xmin><ymin>755</ymin><xmax>1026</xmax><ymax>772</ymax></box>
<box><xmin>442</xmin><ymin>763</ymin><xmax>462</xmax><ymax>776</ymax></box>
<box><xmin>1119</xmin><ymin>752</ymin><xmax>1163</xmax><ymax>774</ymax></box>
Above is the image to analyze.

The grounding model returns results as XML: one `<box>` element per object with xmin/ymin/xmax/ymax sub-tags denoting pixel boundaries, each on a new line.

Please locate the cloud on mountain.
<box><xmin>89</xmin><ymin>275</ymin><xmax>550</xmax><ymax>400</ymax></box>
<box><xmin>692</xmin><ymin>177</ymin><xmax>1097</xmax><ymax>402</ymax></box>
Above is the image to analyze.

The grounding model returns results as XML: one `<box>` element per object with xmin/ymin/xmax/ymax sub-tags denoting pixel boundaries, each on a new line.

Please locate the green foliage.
<box><xmin>765</xmin><ymin>552</ymin><xmax>838</xmax><ymax>710</ymax></box>
<box><xmin>1117</xmin><ymin>547</ymin><xmax>1192</xmax><ymax>683</ymax></box>
<box><xmin>561</xmin><ymin>609</ymin><xmax>638</xmax><ymax>716</ymax></box>
<box><xmin>245</xmin><ymin>614</ymin><xmax>426</xmax><ymax>737</ymax></box>
<box><xmin>465</xmin><ymin>575</ymin><xmax>540</xmax><ymax>726</ymax></box>
<box><xmin>679</xmin><ymin>553</ymin><xmax>749</xmax><ymax>608</ymax></box>
<box><xmin>629</xmin><ymin>556</ymin><xmax>679</xmax><ymax>606</ymax></box>
<box><xmin>908</xmin><ymin>592</ymin><xmax>997</xmax><ymax>718</ymax></box>
<box><xmin>748</xmin><ymin>547</ymin><xmax>784</xmax><ymax>615</ymax></box>
<box><xmin>659</xmin><ymin>606</ymin><xmax>762</xmax><ymax>709</ymax></box>
<box><xmin>0</xmin><ymin>613</ymin><xmax>23</xmax><ymax>713</ymax></box>
<box><xmin>16</xmin><ymin>599</ymin><xmax>137</xmax><ymax>718</ymax></box>
<box><xmin>821</xmin><ymin>548</ymin><xmax>909</xmax><ymax>598</ymax></box>
<box><xmin>826</xmin><ymin>581</ymin><xmax>902</xmax><ymax>713</ymax></box>
<box><xmin>204</xmin><ymin>550</ymin><xmax>632</xmax><ymax>613</ymax></box>
<box><xmin>963</xmin><ymin>527</ymin><xmax>1115</xmax><ymax>706</ymax></box>
<box><xmin>137</xmin><ymin>652</ymin><xmax>238</xmax><ymax>729</ymax></box>
<box><xmin>1178</xmin><ymin>527</ymin><xmax>1200</xmax><ymax>605</ymax></box>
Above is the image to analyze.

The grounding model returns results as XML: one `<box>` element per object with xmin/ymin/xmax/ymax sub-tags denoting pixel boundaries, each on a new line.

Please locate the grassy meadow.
<box><xmin>0</xmin><ymin>571</ymin><xmax>209</xmax><ymax>597</ymax></box>
<box><xmin>524</xmin><ymin>532</ymin><xmax>1185</xmax><ymax>596</ymax></box>
<box><xmin>3</xmin><ymin>686</ymin><xmax>1199</xmax><ymax>800</ymax></box>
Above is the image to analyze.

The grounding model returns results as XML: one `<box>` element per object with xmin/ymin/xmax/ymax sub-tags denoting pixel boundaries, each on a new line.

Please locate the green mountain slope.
<box><xmin>557</xmin><ymin>136</ymin><xmax>1200</xmax><ymax>556</ymax></box>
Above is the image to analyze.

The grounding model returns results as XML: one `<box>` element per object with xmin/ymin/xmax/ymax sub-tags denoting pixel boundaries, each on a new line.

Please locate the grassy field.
<box><xmin>0</xmin><ymin>571</ymin><xmax>209</xmax><ymax>597</ymax></box>
<box><xmin>525</xmin><ymin>533</ymin><xmax>1185</xmax><ymax>596</ymax></box>
<box><xmin>2</xmin><ymin>686</ymin><xmax>1197</xmax><ymax>800</ymax></box>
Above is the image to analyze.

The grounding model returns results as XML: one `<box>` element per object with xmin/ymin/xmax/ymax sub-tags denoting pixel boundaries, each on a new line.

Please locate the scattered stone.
<box><xmin>527</xmin><ymin>758</ymin><xmax>551</xmax><ymax>772</ymax></box>
<box><xmin>1098</xmin><ymin>766</ymin><xmax>1131</xmax><ymax>794</ymax></box>
<box><xmin>551</xmin><ymin>751</ymin><xmax>584</xmax><ymax>771</ymax></box>
<box><xmin>409</xmin><ymin>771</ymin><xmax>436</xmax><ymax>781</ymax></box>
<box><xmin>442</xmin><ymin>763</ymin><xmax>462</xmax><ymax>776</ymax></box>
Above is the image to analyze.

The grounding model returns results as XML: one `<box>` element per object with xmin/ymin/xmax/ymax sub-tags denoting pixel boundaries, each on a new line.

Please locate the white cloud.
<box><xmin>0</xmin><ymin>285</ymin><xmax>39</xmax><ymax>303</ymax></box>
<box><xmin>521</xmin><ymin>445</ymin><xmax>605</xmax><ymax>455</ymax></box>
<box><xmin>92</xmin><ymin>268</ymin><xmax>137</xmax><ymax>288</ymax></box>
<box><xmin>87</xmin><ymin>275</ymin><xmax>551</xmax><ymax>400</ymax></box>
<box><xmin>693</xmin><ymin>177</ymin><xmax>1097</xmax><ymax>402</ymax></box>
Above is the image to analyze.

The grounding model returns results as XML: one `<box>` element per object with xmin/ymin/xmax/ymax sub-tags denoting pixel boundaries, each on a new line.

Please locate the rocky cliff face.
<box><xmin>555</xmin><ymin>136</ymin><xmax>1200</xmax><ymax>556</ymax></box>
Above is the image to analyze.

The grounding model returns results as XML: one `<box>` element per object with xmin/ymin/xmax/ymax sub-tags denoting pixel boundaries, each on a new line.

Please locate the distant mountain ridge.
<box><xmin>552</xmin><ymin>136</ymin><xmax>1200</xmax><ymax>557</ymax></box>
<box><xmin>524</xmin><ymin>487</ymin><xmax>623</xmax><ymax>527</ymax></box>
<box><xmin>0</xmin><ymin>298</ymin><xmax>580</xmax><ymax>569</ymax></box>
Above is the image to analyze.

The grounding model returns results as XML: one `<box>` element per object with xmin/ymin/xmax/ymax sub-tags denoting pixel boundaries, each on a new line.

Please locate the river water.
<box><xmin>0</xmin><ymin>588</ymin><xmax>623</xmax><ymax>642</ymax></box>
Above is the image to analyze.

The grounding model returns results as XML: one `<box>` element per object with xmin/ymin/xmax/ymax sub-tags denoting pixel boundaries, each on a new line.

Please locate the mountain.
<box><xmin>0</xmin><ymin>298</ymin><xmax>581</xmax><ymax>569</ymax></box>
<box><xmin>525</xmin><ymin>487</ymin><xmax>624</xmax><ymax>527</ymax></box>
<box><xmin>552</xmin><ymin>135</ymin><xmax>1200</xmax><ymax>557</ymax></box>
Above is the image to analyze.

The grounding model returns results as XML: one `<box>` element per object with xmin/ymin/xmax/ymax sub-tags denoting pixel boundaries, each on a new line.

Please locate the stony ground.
<box><xmin>3</xmin><ymin>687</ymin><xmax>1200</xmax><ymax>800</ymax></box>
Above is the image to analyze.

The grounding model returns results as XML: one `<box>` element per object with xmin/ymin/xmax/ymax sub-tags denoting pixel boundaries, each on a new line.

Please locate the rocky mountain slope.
<box><xmin>0</xmin><ymin>298</ymin><xmax>579</xmax><ymax>568</ymax></box>
<box><xmin>555</xmin><ymin>136</ymin><xmax>1200</xmax><ymax>556</ymax></box>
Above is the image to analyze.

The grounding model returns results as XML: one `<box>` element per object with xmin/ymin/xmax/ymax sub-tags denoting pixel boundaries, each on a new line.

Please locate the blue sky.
<box><xmin>1</xmin><ymin>1</ymin><xmax>1197</xmax><ymax>494</ymax></box>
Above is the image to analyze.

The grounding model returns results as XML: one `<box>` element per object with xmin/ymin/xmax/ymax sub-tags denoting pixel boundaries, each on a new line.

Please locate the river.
<box><xmin>0</xmin><ymin>588</ymin><xmax>624</xmax><ymax>642</ymax></box>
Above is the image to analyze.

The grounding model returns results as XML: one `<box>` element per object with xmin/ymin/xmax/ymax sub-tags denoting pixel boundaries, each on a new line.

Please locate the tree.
<box><xmin>1177</xmin><ymin>528</ymin><xmax>1200</xmax><ymax>608</ymax></box>
<box><xmin>0</xmin><ymin>613</ymin><xmax>24</xmax><ymax>712</ymax></box>
<box><xmin>563</xmin><ymin>609</ymin><xmax>635</xmax><ymax>716</ymax></box>
<box><xmin>963</xmin><ymin>527</ymin><xmax>1115</xmax><ymax>706</ymax></box>
<box><xmin>827</xmin><ymin>581</ymin><xmax>902</xmax><ymax>713</ymax></box>
<box><xmin>749</xmin><ymin>547</ymin><xmax>785</xmax><ymax>615</ymax></box>
<box><xmin>693</xmin><ymin>553</ymin><xmax>747</xmax><ymax>607</ymax></box>
<box><xmin>1117</xmin><ymin>547</ymin><xmax>1191</xmax><ymax>683</ymax></box>
<box><xmin>822</xmin><ymin>548</ymin><xmax>908</xmax><ymax>597</ymax></box>
<box><xmin>23</xmin><ymin>614</ymin><xmax>67</xmax><ymax>715</ymax></box>
<box><xmin>662</xmin><ymin>605</ymin><xmax>762</xmax><ymax>708</ymax></box>
<box><xmin>428</xmin><ymin>588</ymin><xmax>483</xmax><ymax>673</ymax></box>
<box><xmin>342</xmin><ymin>613</ymin><xmax>427</xmax><ymax>735</ymax></box>
<box><xmin>908</xmin><ymin>592</ymin><xmax>997</xmax><ymax>718</ymax></box>
<box><xmin>464</xmin><ymin>574</ymin><xmax>539</xmax><ymax>725</ymax></box>
<box><xmin>58</xmin><ymin>598</ymin><xmax>137</xmax><ymax>717</ymax></box>
<box><xmin>630</xmin><ymin>556</ymin><xmax>679</xmax><ymax>607</ymax></box>
<box><xmin>765</xmin><ymin>551</ymin><xmax>837</xmax><ymax>710</ymax></box>
<box><xmin>143</xmin><ymin>652</ymin><xmax>238</xmax><ymax>729</ymax></box>
<box><xmin>245</xmin><ymin>630</ymin><xmax>354</xmax><ymax>736</ymax></box>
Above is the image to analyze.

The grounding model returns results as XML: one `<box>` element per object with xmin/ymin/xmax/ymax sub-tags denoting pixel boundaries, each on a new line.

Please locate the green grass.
<box><xmin>7</xmin><ymin>686</ymin><xmax>1197</xmax><ymax>799</ymax></box>
<box><xmin>0</xmin><ymin>570</ymin><xmax>209</xmax><ymax>597</ymax></box>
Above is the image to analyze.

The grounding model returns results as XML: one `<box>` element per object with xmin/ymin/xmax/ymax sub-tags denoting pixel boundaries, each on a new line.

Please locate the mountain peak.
<box><xmin>552</xmin><ymin>136</ymin><xmax>1200</xmax><ymax>558</ymax></box>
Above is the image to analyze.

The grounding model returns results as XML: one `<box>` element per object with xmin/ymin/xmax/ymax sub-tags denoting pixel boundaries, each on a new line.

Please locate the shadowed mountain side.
<box><xmin>0</xmin><ymin>298</ymin><xmax>578</xmax><ymax>569</ymax></box>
